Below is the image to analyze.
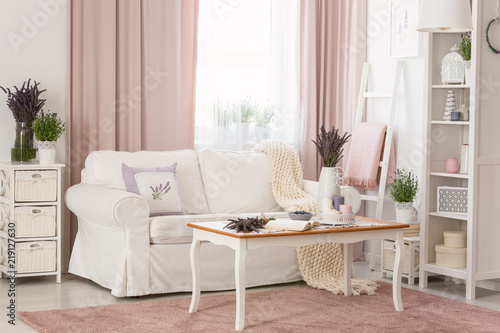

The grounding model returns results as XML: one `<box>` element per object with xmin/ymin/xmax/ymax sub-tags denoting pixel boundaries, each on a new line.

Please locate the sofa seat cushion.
<box><xmin>150</xmin><ymin>214</ymin><xmax>234</xmax><ymax>244</ymax></box>
<box><xmin>197</xmin><ymin>149</ymin><xmax>282</xmax><ymax>214</ymax></box>
<box><xmin>232</xmin><ymin>211</ymin><xmax>289</xmax><ymax>220</ymax></box>
<box><xmin>84</xmin><ymin>150</ymin><xmax>209</xmax><ymax>215</ymax></box>
<box><xmin>150</xmin><ymin>211</ymin><xmax>290</xmax><ymax>244</ymax></box>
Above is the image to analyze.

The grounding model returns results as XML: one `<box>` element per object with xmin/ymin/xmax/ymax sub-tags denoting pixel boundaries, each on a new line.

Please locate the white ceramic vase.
<box><xmin>395</xmin><ymin>202</ymin><xmax>413</xmax><ymax>223</ymax></box>
<box><xmin>464</xmin><ymin>60</ymin><xmax>471</xmax><ymax>85</ymax></box>
<box><xmin>318</xmin><ymin>167</ymin><xmax>343</xmax><ymax>215</ymax></box>
<box><xmin>38</xmin><ymin>141</ymin><xmax>57</xmax><ymax>165</ymax></box>
<box><xmin>444</xmin><ymin>90</ymin><xmax>456</xmax><ymax>121</ymax></box>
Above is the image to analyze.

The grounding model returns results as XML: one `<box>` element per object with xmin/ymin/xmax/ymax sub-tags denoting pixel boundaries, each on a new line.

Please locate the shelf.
<box><xmin>432</xmin><ymin>84</ymin><xmax>470</xmax><ymax>89</ymax></box>
<box><xmin>429</xmin><ymin>212</ymin><xmax>468</xmax><ymax>221</ymax></box>
<box><xmin>431</xmin><ymin>120</ymin><xmax>469</xmax><ymax>125</ymax></box>
<box><xmin>12</xmin><ymin>202</ymin><xmax>58</xmax><ymax>206</ymax></box>
<box><xmin>430</xmin><ymin>172</ymin><xmax>469</xmax><ymax>179</ymax></box>
<box><xmin>423</xmin><ymin>263</ymin><xmax>467</xmax><ymax>280</ymax></box>
<box><xmin>0</xmin><ymin>162</ymin><xmax>65</xmax><ymax>169</ymax></box>
<box><xmin>0</xmin><ymin>197</ymin><xmax>58</xmax><ymax>206</ymax></box>
<box><xmin>0</xmin><ymin>230</ymin><xmax>57</xmax><ymax>241</ymax></box>
<box><xmin>0</xmin><ymin>265</ymin><xmax>57</xmax><ymax>277</ymax></box>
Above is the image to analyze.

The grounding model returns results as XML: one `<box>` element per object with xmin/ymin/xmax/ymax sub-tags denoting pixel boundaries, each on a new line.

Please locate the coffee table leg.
<box><xmin>393</xmin><ymin>229</ymin><xmax>404</xmax><ymax>311</ymax></box>
<box><xmin>235</xmin><ymin>240</ymin><xmax>247</xmax><ymax>331</ymax></box>
<box><xmin>343</xmin><ymin>243</ymin><xmax>353</xmax><ymax>296</ymax></box>
<box><xmin>189</xmin><ymin>236</ymin><xmax>201</xmax><ymax>313</ymax></box>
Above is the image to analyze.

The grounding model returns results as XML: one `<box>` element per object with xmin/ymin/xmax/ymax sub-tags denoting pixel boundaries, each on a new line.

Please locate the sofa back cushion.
<box><xmin>197</xmin><ymin>149</ymin><xmax>282</xmax><ymax>214</ymax></box>
<box><xmin>84</xmin><ymin>150</ymin><xmax>210</xmax><ymax>214</ymax></box>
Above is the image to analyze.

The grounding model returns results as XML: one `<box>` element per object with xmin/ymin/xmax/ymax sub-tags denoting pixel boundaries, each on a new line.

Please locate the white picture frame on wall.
<box><xmin>390</xmin><ymin>0</ymin><xmax>420</xmax><ymax>58</ymax></box>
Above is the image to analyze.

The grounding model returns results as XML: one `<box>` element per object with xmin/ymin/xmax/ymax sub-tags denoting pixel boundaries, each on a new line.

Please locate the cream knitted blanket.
<box><xmin>255</xmin><ymin>140</ymin><xmax>378</xmax><ymax>296</ymax></box>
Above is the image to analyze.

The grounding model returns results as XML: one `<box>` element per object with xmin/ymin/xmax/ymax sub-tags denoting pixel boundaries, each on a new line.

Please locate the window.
<box><xmin>195</xmin><ymin>0</ymin><xmax>300</xmax><ymax>150</ymax></box>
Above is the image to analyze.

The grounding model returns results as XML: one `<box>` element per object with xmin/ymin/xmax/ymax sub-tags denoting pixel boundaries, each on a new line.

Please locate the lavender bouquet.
<box><xmin>0</xmin><ymin>79</ymin><xmax>46</xmax><ymax>162</ymax></box>
<box><xmin>0</xmin><ymin>79</ymin><xmax>46</xmax><ymax>124</ymax></box>
<box><xmin>312</xmin><ymin>125</ymin><xmax>351</xmax><ymax>167</ymax></box>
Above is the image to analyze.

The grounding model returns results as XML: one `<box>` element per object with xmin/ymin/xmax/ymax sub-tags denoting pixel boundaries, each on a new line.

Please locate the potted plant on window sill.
<box><xmin>33</xmin><ymin>111</ymin><xmax>65</xmax><ymax>165</ymax></box>
<box><xmin>389</xmin><ymin>169</ymin><xmax>419</xmax><ymax>223</ymax></box>
<box><xmin>254</xmin><ymin>104</ymin><xmax>275</xmax><ymax>141</ymax></box>
<box><xmin>233</xmin><ymin>96</ymin><xmax>256</xmax><ymax>142</ymax></box>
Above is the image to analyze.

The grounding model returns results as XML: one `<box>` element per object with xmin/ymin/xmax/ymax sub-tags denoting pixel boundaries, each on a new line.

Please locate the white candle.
<box><xmin>322</xmin><ymin>198</ymin><xmax>333</xmax><ymax>213</ymax></box>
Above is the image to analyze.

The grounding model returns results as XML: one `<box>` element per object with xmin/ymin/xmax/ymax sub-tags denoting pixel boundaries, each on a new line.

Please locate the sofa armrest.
<box><xmin>66</xmin><ymin>183</ymin><xmax>151</xmax><ymax>296</ymax></box>
<box><xmin>65</xmin><ymin>183</ymin><xmax>150</xmax><ymax>229</ymax></box>
<box><xmin>303</xmin><ymin>179</ymin><xmax>318</xmax><ymax>196</ymax></box>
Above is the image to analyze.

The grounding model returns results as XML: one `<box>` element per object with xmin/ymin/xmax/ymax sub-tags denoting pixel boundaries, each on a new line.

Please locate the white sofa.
<box><xmin>66</xmin><ymin>149</ymin><xmax>317</xmax><ymax>297</ymax></box>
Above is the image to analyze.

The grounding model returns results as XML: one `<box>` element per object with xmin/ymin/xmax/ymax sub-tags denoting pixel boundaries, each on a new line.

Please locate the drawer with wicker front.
<box><xmin>14</xmin><ymin>170</ymin><xmax>57</xmax><ymax>202</ymax></box>
<box><xmin>0</xmin><ymin>241</ymin><xmax>56</xmax><ymax>273</ymax></box>
<box><xmin>10</xmin><ymin>206</ymin><xmax>56</xmax><ymax>238</ymax></box>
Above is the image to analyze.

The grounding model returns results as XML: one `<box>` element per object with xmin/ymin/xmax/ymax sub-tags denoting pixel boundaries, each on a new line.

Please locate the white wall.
<box><xmin>365</xmin><ymin>0</ymin><xmax>425</xmax><ymax>260</ymax></box>
<box><xmin>0</xmin><ymin>0</ymin><xmax>67</xmax><ymax>163</ymax></box>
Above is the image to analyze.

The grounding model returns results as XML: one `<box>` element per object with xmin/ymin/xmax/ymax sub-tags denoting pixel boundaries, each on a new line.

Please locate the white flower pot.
<box><xmin>254</xmin><ymin>126</ymin><xmax>271</xmax><ymax>141</ymax></box>
<box><xmin>464</xmin><ymin>60</ymin><xmax>471</xmax><ymax>85</ymax></box>
<box><xmin>395</xmin><ymin>202</ymin><xmax>413</xmax><ymax>223</ymax></box>
<box><xmin>38</xmin><ymin>141</ymin><xmax>57</xmax><ymax>165</ymax></box>
<box><xmin>237</xmin><ymin>122</ymin><xmax>250</xmax><ymax>142</ymax></box>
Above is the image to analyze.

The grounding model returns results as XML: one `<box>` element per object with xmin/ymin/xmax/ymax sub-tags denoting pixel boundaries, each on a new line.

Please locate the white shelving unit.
<box><xmin>0</xmin><ymin>161</ymin><xmax>64</xmax><ymax>283</ymax></box>
<box><xmin>420</xmin><ymin>0</ymin><xmax>500</xmax><ymax>300</ymax></box>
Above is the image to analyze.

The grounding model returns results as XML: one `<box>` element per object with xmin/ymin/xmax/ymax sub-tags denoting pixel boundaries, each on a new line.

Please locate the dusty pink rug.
<box><xmin>19</xmin><ymin>282</ymin><xmax>500</xmax><ymax>332</ymax></box>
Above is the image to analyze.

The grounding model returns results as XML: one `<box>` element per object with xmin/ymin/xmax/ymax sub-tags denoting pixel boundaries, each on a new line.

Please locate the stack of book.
<box><xmin>404</xmin><ymin>223</ymin><xmax>420</xmax><ymax>237</ymax></box>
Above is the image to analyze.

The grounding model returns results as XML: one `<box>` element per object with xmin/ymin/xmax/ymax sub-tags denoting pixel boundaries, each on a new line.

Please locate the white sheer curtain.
<box><xmin>194</xmin><ymin>0</ymin><xmax>300</xmax><ymax>151</ymax></box>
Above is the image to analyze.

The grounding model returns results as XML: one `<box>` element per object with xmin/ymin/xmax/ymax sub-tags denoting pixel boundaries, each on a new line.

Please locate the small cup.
<box><xmin>451</xmin><ymin>111</ymin><xmax>461</xmax><ymax>121</ymax></box>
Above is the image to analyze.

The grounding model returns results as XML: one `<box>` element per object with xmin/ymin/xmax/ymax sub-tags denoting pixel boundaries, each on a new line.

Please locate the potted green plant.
<box><xmin>460</xmin><ymin>32</ymin><xmax>471</xmax><ymax>84</ymax></box>
<box><xmin>32</xmin><ymin>111</ymin><xmax>65</xmax><ymax>164</ymax></box>
<box><xmin>311</xmin><ymin>125</ymin><xmax>351</xmax><ymax>214</ymax></box>
<box><xmin>254</xmin><ymin>104</ymin><xmax>275</xmax><ymax>140</ymax></box>
<box><xmin>0</xmin><ymin>79</ymin><xmax>46</xmax><ymax>163</ymax></box>
<box><xmin>233</xmin><ymin>96</ymin><xmax>257</xmax><ymax>142</ymax></box>
<box><xmin>388</xmin><ymin>169</ymin><xmax>419</xmax><ymax>223</ymax></box>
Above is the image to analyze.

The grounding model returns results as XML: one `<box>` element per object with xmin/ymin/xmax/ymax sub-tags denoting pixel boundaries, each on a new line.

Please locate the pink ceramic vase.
<box><xmin>446</xmin><ymin>157</ymin><xmax>460</xmax><ymax>173</ymax></box>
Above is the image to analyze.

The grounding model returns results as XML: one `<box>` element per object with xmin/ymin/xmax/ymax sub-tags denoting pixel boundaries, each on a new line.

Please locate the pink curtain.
<box><xmin>299</xmin><ymin>0</ymin><xmax>367</xmax><ymax>181</ymax></box>
<box><xmin>65</xmin><ymin>0</ymin><xmax>198</xmax><ymax>267</ymax></box>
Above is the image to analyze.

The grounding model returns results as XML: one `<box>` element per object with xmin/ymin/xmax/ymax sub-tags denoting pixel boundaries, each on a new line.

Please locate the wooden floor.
<box><xmin>2</xmin><ymin>262</ymin><xmax>500</xmax><ymax>332</ymax></box>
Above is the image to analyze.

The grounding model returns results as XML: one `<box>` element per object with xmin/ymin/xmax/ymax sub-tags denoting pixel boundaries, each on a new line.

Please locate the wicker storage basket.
<box><xmin>383</xmin><ymin>241</ymin><xmax>419</xmax><ymax>274</ymax></box>
<box><xmin>13</xmin><ymin>206</ymin><xmax>56</xmax><ymax>238</ymax></box>
<box><xmin>13</xmin><ymin>241</ymin><xmax>56</xmax><ymax>273</ymax></box>
<box><xmin>15</xmin><ymin>170</ymin><xmax>57</xmax><ymax>202</ymax></box>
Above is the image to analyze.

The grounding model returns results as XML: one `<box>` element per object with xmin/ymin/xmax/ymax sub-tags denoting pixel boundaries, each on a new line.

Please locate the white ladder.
<box><xmin>354</xmin><ymin>61</ymin><xmax>402</xmax><ymax>270</ymax></box>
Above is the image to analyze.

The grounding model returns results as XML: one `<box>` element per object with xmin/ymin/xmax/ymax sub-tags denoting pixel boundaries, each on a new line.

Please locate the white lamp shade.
<box><xmin>417</xmin><ymin>0</ymin><xmax>473</xmax><ymax>33</ymax></box>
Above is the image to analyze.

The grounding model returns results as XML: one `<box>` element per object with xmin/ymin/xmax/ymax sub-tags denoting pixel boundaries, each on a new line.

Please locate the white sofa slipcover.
<box><xmin>66</xmin><ymin>149</ymin><xmax>312</xmax><ymax>297</ymax></box>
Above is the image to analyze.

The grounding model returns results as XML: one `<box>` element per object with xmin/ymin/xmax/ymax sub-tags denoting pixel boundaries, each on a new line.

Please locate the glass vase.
<box><xmin>11</xmin><ymin>122</ymin><xmax>37</xmax><ymax>163</ymax></box>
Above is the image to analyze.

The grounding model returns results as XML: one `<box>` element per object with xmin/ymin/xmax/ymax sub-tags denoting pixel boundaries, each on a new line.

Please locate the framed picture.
<box><xmin>390</xmin><ymin>0</ymin><xmax>420</xmax><ymax>58</ymax></box>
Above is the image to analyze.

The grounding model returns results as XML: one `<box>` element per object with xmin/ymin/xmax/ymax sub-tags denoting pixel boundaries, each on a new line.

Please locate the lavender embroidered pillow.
<box><xmin>121</xmin><ymin>163</ymin><xmax>185</xmax><ymax>217</ymax></box>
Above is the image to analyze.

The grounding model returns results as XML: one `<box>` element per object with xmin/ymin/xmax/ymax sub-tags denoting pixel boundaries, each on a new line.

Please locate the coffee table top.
<box><xmin>187</xmin><ymin>216</ymin><xmax>409</xmax><ymax>239</ymax></box>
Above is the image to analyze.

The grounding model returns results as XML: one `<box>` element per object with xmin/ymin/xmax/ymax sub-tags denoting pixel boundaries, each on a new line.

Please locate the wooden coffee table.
<box><xmin>188</xmin><ymin>217</ymin><xmax>408</xmax><ymax>331</ymax></box>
